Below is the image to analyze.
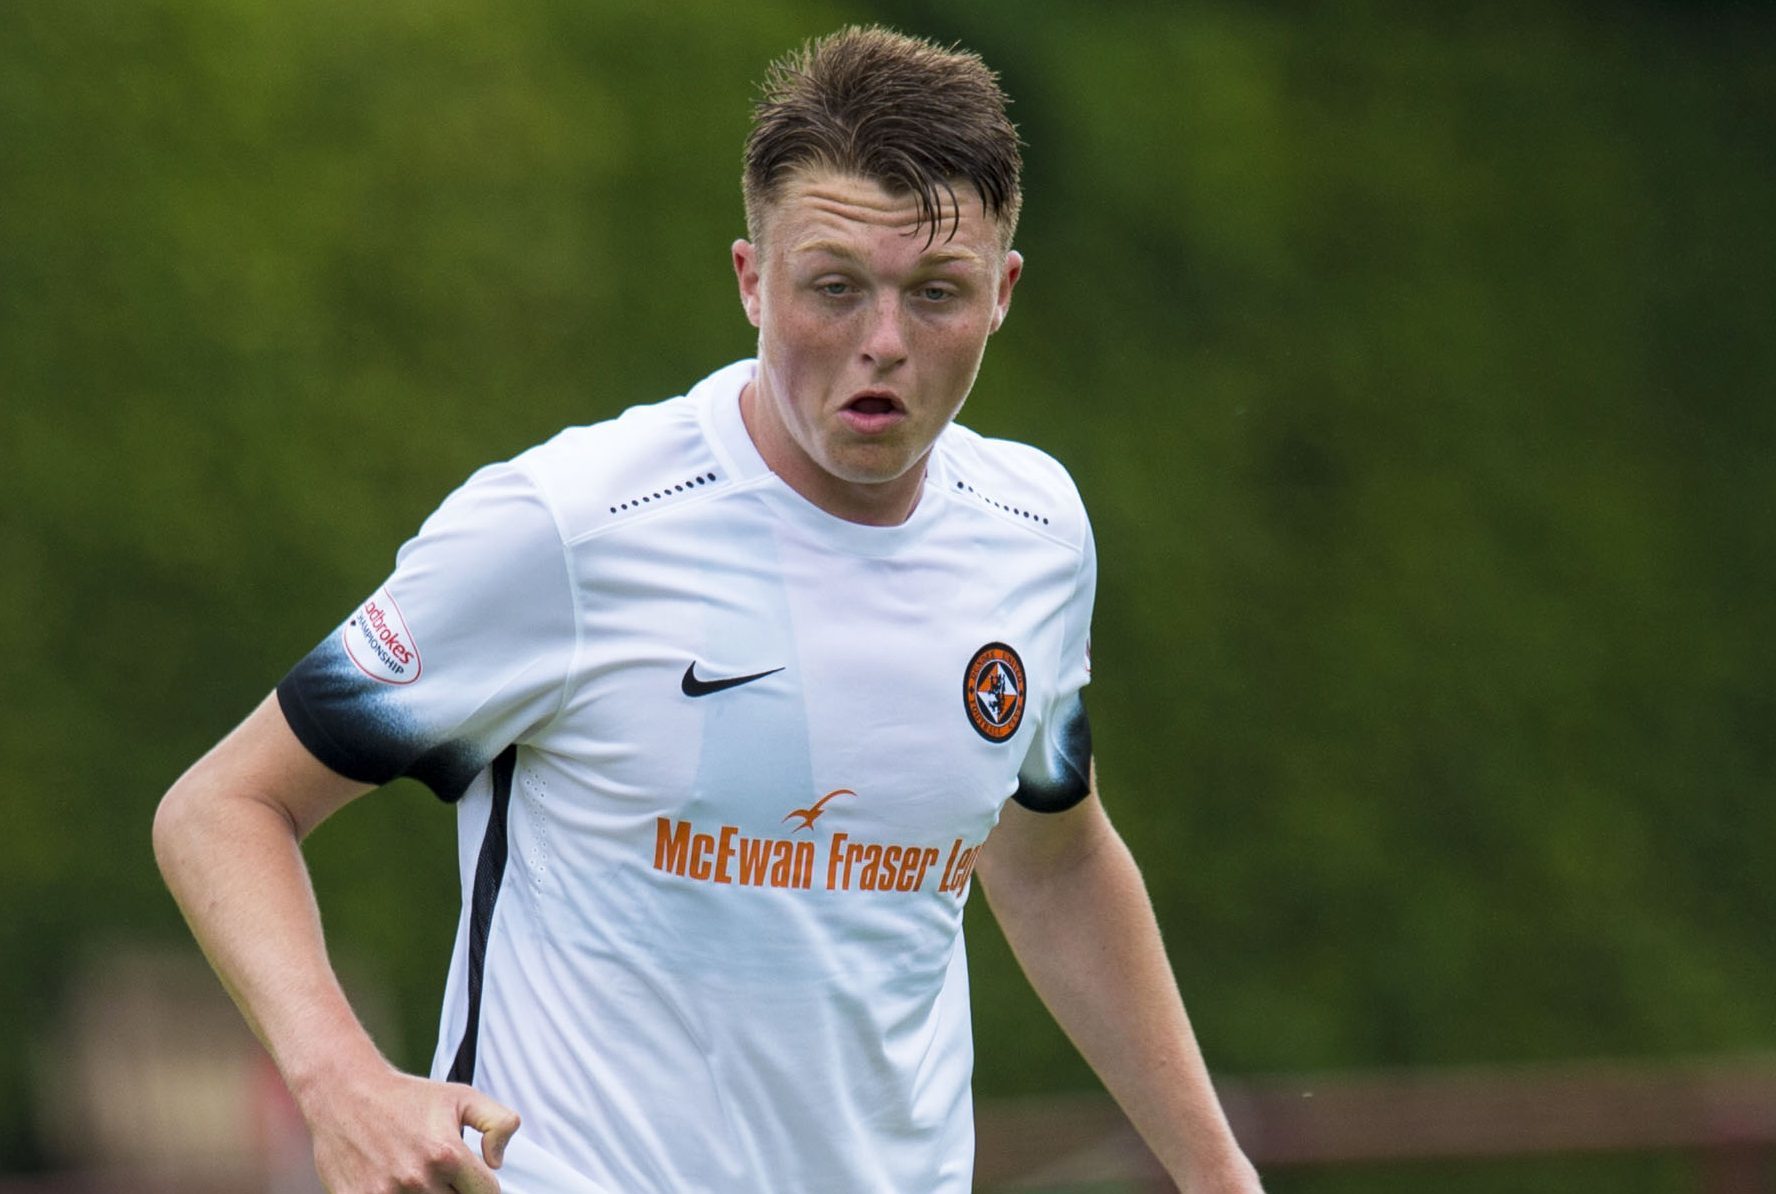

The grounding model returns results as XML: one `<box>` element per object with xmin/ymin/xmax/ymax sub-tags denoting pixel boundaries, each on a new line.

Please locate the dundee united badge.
<box><xmin>964</xmin><ymin>642</ymin><xmax>1025</xmax><ymax>742</ymax></box>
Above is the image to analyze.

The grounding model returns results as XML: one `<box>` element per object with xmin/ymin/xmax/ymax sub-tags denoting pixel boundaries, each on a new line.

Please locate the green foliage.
<box><xmin>3</xmin><ymin>1</ymin><xmax>1771</xmax><ymax>1186</ymax></box>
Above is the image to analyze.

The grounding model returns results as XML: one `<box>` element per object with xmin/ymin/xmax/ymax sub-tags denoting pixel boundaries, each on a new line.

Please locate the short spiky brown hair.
<box><xmin>742</xmin><ymin>26</ymin><xmax>1023</xmax><ymax>249</ymax></box>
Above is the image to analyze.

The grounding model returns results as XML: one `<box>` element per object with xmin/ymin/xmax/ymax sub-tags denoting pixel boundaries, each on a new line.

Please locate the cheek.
<box><xmin>924</xmin><ymin>320</ymin><xmax>993</xmax><ymax>374</ymax></box>
<box><xmin>767</xmin><ymin>304</ymin><xmax>858</xmax><ymax>362</ymax></box>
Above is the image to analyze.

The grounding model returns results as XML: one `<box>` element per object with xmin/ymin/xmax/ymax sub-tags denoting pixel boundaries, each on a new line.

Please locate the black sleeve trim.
<box><xmin>275</xmin><ymin>676</ymin><xmax>402</xmax><ymax>788</ymax></box>
<box><xmin>406</xmin><ymin>740</ymin><xmax>487</xmax><ymax>805</ymax></box>
<box><xmin>1011</xmin><ymin>699</ymin><xmax>1093</xmax><ymax>814</ymax></box>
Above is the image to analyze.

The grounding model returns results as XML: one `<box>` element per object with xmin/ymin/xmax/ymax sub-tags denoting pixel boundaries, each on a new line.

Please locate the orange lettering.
<box><xmin>827</xmin><ymin>832</ymin><xmax>850</xmax><ymax>890</ymax></box>
<box><xmin>859</xmin><ymin>843</ymin><xmax>885</xmax><ymax>891</ymax></box>
<box><xmin>654</xmin><ymin>818</ymin><xmax>692</xmax><ymax>875</ymax></box>
<box><xmin>690</xmin><ymin>833</ymin><xmax>715</xmax><ymax>881</ymax></box>
<box><xmin>739</xmin><ymin>835</ymin><xmax>773</xmax><ymax>885</ymax></box>
<box><xmin>938</xmin><ymin>838</ymin><xmax>962</xmax><ymax>891</ymax></box>
<box><xmin>951</xmin><ymin>845</ymin><xmax>979</xmax><ymax>896</ymax></box>
<box><xmin>900</xmin><ymin>847</ymin><xmax>939</xmax><ymax>893</ymax></box>
<box><xmin>880</xmin><ymin>845</ymin><xmax>903</xmax><ymax>886</ymax></box>
<box><xmin>714</xmin><ymin>825</ymin><xmax>738</xmax><ymax>884</ymax></box>
<box><xmin>939</xmin><ymin>839</ymin><xmax>982</xmax><ymax>897</ymax></box>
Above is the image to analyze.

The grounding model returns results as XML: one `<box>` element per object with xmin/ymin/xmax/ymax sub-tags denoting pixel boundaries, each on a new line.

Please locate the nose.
<box><xmin>860</xmin><ymin>293</ymin><xmax>907</xmax><ymax>370</ymax></box>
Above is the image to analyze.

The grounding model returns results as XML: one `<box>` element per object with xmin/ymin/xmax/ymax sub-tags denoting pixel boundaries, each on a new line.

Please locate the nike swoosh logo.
<box><xmin>681</xmin><ymin>662</ymin><xmax>785</xmax><ymax>697</ymax></box>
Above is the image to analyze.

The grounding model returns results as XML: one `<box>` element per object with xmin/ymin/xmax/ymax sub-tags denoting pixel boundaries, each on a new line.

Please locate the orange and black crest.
<box><xmin>963</xmin><ymin>642</ymin><xmax>1025</xmax><ymax>742</ymax></box>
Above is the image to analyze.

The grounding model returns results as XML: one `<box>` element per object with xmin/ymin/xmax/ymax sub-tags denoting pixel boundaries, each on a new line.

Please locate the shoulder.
<box><xmin>501</xmin><ymin>391</ymin><xmax>726</xmax><ymax>540</ymax></box>
<box><xmin>933</xmin><ymin>423</ymin><xmax>1090</xmax><ymax>554</ymax></box>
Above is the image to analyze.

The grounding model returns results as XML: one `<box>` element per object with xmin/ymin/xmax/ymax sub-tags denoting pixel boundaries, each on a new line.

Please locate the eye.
<box><xmin>917</xmin><ymin>284</ymin><xmax>955</xmax><ymax>303</ymax></box>
<box><xmin>816</xmin><ymin>280</ymin><xmax>853</xmax><ymax>298</ymax></box>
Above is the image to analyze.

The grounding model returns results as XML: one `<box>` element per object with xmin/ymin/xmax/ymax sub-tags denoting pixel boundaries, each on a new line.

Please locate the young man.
<box><xmin>154</xmin><ymin>26</ymin><xmax>1263</xmax><ymax>1194</ymax></box>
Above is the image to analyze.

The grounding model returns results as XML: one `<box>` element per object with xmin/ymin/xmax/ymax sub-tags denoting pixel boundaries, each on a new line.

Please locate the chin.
<box><xmin>825</xmin><ymin>449</ymin><xmax>922</xmax><ymax>487</ymax></box>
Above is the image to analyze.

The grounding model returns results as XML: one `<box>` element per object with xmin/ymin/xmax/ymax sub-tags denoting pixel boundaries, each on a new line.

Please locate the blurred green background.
<box><xmin>3</xmin><ymin>0</ymin><xmax>1772</xmax><ymax>1189</ymax></box>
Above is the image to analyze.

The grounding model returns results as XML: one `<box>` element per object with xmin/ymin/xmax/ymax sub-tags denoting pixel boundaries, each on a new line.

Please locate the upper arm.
<box><xmin>274</xmin><ymin>461</ymin><xmax>576</xmax><ymax>804</ymax></box>
<box><xmin>160</xmin><ymin>692</ymin><xmax>375</xmax><ymax>842</ymax></box>
<box><xmin>977</xmin><ymin>763</ymin><xmax>1115</xmax><ymax>893</ymax></box>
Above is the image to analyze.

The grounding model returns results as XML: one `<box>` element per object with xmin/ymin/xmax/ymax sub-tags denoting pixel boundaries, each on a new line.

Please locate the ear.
<box><xmin>989</xmin><ymin>250</ymin><xmax>1023</xmax><ymax>334</ymax></box>
<box><xmin>733</xmin><ymin>238</ymin><xmax>762</xmax><ymax>328</ymax></box>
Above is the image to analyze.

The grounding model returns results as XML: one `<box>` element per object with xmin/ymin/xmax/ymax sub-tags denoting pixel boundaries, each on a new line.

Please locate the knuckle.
<box><xmin>423</xmin><ymin>1140</ymin><xmax>463</xmax><ymax>1173</ymax></box>
<box><xmin>394</xmin><ymin>1155</ymin><xmax>443</xmax><ymax>1191</ymax></box>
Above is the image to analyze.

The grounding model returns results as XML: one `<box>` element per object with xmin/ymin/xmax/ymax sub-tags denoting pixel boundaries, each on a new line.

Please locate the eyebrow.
<box><xmin>791</xmin><ymin>238</ymin><xmax>983</xmax><ymax>267</ymax></box>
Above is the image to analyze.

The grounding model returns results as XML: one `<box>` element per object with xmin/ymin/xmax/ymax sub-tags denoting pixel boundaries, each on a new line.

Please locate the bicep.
<box><xmin>977</xmin><ymin>765</ymin><xmax>1114</xmax><ymax>894</ymax></box>
<box><xmin>165</xmin><ymin>692</ymin><xmax>375</xmax><ymax>841</ymax></box>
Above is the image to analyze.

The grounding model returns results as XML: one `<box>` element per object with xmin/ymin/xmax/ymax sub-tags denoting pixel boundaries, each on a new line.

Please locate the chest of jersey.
<box><xmin>538</xmin><ymin>490</ymin><xmax>1074</xmax><ymax>839</ymax></box>
<box><xmin>491</xmin><ymin>487</ymin><xmax>1071</xmax><ymax>971</ymax></box>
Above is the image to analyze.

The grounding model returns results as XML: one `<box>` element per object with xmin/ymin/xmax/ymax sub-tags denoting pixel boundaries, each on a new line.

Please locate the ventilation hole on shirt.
<box><xmin>519</xmin><ymin>767</ymin><xmax>552</xmax><ymax>887</ymax></box>
<box><xmin>955</xmin><ymin>478</ymin><xmax>1051</xmax><ymax>525</ymax></box>
<box><xmin>612</xmin><ymin>471</ymin><xmax>722</xmax><ymax>516</ymax></box>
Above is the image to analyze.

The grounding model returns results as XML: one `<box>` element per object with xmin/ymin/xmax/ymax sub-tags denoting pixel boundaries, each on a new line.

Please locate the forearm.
<box><xmin>152</xmin><ymin>705</ymin><xmax>387</xmax><ymax>1104</ymax></box>
<box><xmin>980</xmin><ymin>809</ymin><xmax>1257</xmax><ymax>1190</ymax></box>
<box><xmin>155</xmin><ymin>700</ymin><xmax>522</xmax><ymax>1192</ymax></box>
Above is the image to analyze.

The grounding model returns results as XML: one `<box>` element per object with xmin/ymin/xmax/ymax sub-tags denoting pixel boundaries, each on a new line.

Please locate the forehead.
<box><xmin>761</xmin><ymin>169</ymin><xmax>1001</xmax><ymax>265</ymax></box>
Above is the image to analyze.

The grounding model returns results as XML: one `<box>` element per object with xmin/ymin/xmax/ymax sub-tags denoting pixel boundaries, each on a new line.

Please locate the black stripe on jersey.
<box><xmin>1012</xmin><ymin>697</ymin><xmax>1093</xmax><ymax>813</ymax></box>
<box><xmin>446</xmin><ymin>744</ymin><xmax>518</xmax><ymax>1086</ymax></box>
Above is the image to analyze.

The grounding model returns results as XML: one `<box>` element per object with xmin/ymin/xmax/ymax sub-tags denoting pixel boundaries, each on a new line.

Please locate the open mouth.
<box><xmin>839</xmin><ymin>391</ymin><xmax>906</xmax><ymax>435</ymax></box>
<box><xmin>845</xmin><ymin>392</ymin><xmax>902</xmax><ymax>416</ymax></box>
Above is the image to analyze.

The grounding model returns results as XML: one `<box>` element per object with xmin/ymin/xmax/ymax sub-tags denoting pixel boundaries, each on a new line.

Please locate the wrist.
<box><xmin>280</xmin><ymin>1034</ymin><xmax>393</xmax><ymax>1114</ymax></box>
<box><xmin>1172</xmin><ymin>1146</ymin><xmax>1262</xmax><ymax>1193</ymax></box>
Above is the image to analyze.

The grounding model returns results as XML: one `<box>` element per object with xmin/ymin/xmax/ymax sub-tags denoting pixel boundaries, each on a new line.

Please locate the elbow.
<box><xmin>153</xmin><ymin>757</ymin><xmax>306</xmax><ymax>889</ymax></box>
<box><xmin>153</xmin><ymin>765</ymin><xmax>238</xmax><ymax>886</ymax></box>
<box><xmin>152</xmin><ymin>775</ymin><xmax>199</xmax><ymax>883</ymax></box>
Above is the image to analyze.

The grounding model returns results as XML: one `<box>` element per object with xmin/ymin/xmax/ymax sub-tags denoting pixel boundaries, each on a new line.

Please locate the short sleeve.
<box><xmin>276</xmin><ymin>462</ymin><xmax>576</xmax><ymax>802</ymax></box>
<box><xmin>1012</xmin><ymin>516</ymin><xmax>1096</xmax><ymax>813</ymax></box>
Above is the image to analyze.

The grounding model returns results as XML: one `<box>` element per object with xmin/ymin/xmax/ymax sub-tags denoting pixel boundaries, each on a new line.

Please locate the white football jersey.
<box><xmin>278</xmin><ymin>359</ymin><xmax>1095</xmax><ymax>1193</ymax></box>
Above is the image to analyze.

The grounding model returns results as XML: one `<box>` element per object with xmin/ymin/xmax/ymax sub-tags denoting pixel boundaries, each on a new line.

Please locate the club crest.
<box><xmin>963</xmin><ymin>642</ymin><xmax>1025</xmax><ymax>742</ymax></box>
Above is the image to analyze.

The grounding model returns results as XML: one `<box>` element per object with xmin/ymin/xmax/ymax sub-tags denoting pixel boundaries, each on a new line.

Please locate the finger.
<box><xmin>461</xmin><ymin>1092</ymin><xmax>522</xmax><ymax>1170</ymax></box>
<box><xmin>444</xmin><ymin>1139</ymin><xmax>501</xmax><ymax>1194</ymax></box>
<box><xmin>446</xmin><ymin>1160</ymin><xmax>499</xmax><ymax>1194</ymax></box>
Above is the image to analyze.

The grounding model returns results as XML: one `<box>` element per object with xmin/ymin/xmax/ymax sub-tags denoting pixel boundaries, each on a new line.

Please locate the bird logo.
<box><xmin>782</xmin><ymin>788</ymin><xmax>856</xmax><ymax>832</ymax></box>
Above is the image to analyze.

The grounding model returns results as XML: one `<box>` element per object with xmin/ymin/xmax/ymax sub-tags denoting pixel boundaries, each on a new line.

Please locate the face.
<box><xmin>732</xmin><ymin>169</ymin><xmax>1022</xmax><ymax>525</ymax></box>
